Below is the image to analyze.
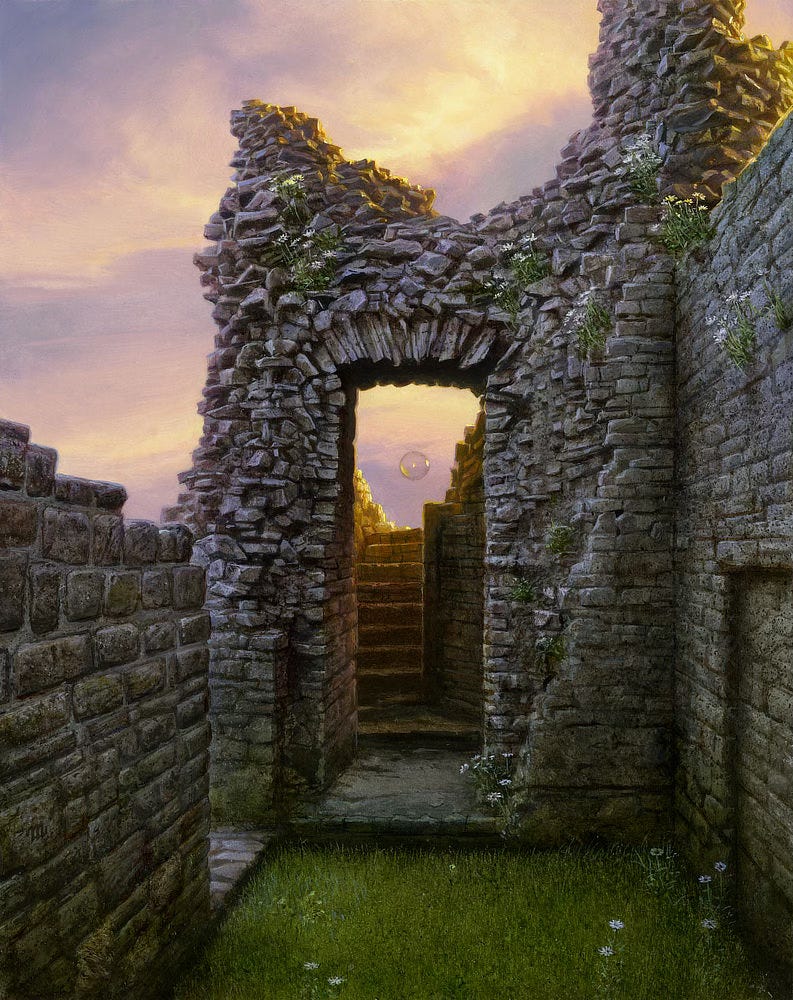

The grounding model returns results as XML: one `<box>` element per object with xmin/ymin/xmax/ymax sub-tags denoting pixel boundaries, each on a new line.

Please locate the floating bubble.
<box><xmin>399</xmin><ymin>451</ymin><xmax>430</xmax><ymax>481</ymax></box>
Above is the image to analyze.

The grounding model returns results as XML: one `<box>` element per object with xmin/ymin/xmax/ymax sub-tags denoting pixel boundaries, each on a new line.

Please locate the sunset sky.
<box><xmin>1</xmin><ymin>0</ymin><xmax>791</xmax><ymax>526</ymax></box>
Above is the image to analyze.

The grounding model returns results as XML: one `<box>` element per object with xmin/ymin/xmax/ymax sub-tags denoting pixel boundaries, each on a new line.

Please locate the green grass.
<box><xmin>176</xmin><ymin>845</ymin><xmax>770</xmax><ymax>1000</ymax></box>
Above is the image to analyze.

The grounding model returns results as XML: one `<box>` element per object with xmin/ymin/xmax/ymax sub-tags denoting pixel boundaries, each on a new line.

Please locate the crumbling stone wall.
<box><xmin>674</xmin><ymin>109</ymin><xmax>793</xmax><ymax>984</ymax></box>
<box><xmin>423</xmin><ymin>409</ymin><xmax>485</xmax><ymax>723</ymax></box>
<box><xmin>353</xmin><ymin>468</ymin><xmax>394</xmax><ymax>561</ymax></box>
<box><xmin>0</xmin><ymin>420</ymin><xmax>210</xmax><ymax>999</ymax></box>
<box><xmin>171</xmin><ymin>0</ymin><xmax>793</xmax><ymax>846</ymax></box>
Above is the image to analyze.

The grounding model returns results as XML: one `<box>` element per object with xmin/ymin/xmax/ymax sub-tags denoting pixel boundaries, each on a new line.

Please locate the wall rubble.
<box><xmin>0</xmin><ymin>420</ymin><xmax>211</xmax><ymax>999</ymax></box>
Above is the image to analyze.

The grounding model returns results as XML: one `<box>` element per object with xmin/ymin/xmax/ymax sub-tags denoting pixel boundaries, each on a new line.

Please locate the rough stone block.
<box><xmin>0</xmin><ymin>498</ymin><xmax>38</xmax><ymax>547</ymax></box>
<box><xmin>144</xmin><ymin>621</ymin><xmax>176</xmax><ymax>654</ymax></box>
<box><xmin>73</xmin><ymin>674</ymin><xmax>124</xmax><ymax>719</ymax></box>
<box><xmin>158</xmin><ymin>524</ymin><xmax>193</xmax><ymax>563</ymax></box>
<box><xmin>93</xmin><ymin>514</ymin><xmax>124</xmax><ymax>565</ymax></box>
<box><xmin>0</xmin><ymin>690</ymin><xmax>70</xmax><ymax>747</ymax></box>
<box><xmin>66</xmin><ymin>570</ymin><xmax>104</xmax><ymax>621</ymax></box>
<box><xmin>16</xmin><ymin>635</ymin><xmax>92</xmax><ymax>694</ymax></box>
<box><xmin>0</xmin><ymin>551</ymin><xmax>27</xmax><ymax>631</ymax></box>
<box><xmin>173</xmin><ymin>567</ymin><xmax>205</xmax><ymax>609</ymax></box>
<box><xmin>25</xmin><ymin>445</ymin><xmax>57</xmax><ymax>497</ymax></box>
<box><xmin>104</xmin><ymin>571</ymin><xmax>141</xmax><ymax>616</ymax></box>
<box><xmin>123</xmin><ymin>521</ymin><xmax>159</xmax><ymax>565</ymax></box>
<box><xmin>42</xmin><ymin>509</ymin><xmax>90</xmax><ymax>564</ymax></box>
<box><xmin>176</xmin><ymin>647</ymin><xmax>210</xmax><ymax>683</ymax></box>
<box><xmin>126</xmin><ymin>659</ymin><xmax>166</xmax><ymax>701</ymax></box>
<box><xmin>142</xmin><ymin>569</ymin><xmax>172</xmax><ymax>609</ymax></box>
<box><xmin>178</xmin><ymin>613</ymin><xmax>211</xmax><ymax>645</ymax></box>
<box><xmin>29</xmin><ymin>563</ymin><xmax>61</xmax><ymax>634</ymax></box>
<box><xmin>0</xmin><ymin>424</ymin><xmax>28</xmax><ymax>490</ymax></box>
<box><xmin>95</xmin><ymin>624</ymin><xmax>140</xmax><ymax>667</ymax></box>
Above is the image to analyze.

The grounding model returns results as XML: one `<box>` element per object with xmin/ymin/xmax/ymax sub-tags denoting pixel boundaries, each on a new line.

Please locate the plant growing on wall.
<box><xmin>467</xmin><ymin>232</ymin><xmax>550</xmax><ymax>322</ymax></box>
<box><xmin>705</xmin><ymin>291</ymin><xmax>759</xmax><ymax>369</ymax></box>
<box><xmin>261</xmin><ymin>171</ymin><xmax>344</xmax><ymax>295</ymax></box>
<box><xmin>572</xmin><ymin>296</ymin><xmax>612</xmax><ymax>359</ymax></box>
<box><xmin>509</xmin><ymin>576</ymin><xmax>538</xmax><ymax>604</ymax></box>
<box><xmin>535</xmin><ymin>634</ymin><xmax>565</xmax><ymax>669</ymax></box>
<box><xmin>545</xmin><ymin>521</ymin><xmax>575</xmax><ymax>555</ymax></box>
<box><xmin>759</xmin><ymin>278</ymin><xmax>792</xmax><ymax>331</ymax></box>
<box><xmin>658</xmin><ymin>193</ymin><xmax>714</xmax><ymax>259</ymax></box>
<box><xmin>501</xmin><ymin>233</ymin><xmax>550</xmax><ymax>287</ymax></box>
<box><xmin>460</xmin><ymin>752</ymin><xmax>519</xmax><ymax>837</ymax></box>
<box><xmin>623</xmin><ymin>132</ymin><xmax>662</xmax><ymax>203</ymax></box>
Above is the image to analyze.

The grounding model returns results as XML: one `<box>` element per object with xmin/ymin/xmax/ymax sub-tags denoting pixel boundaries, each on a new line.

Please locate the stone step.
<box><xmin>366</xmin><ymin>527</ymin><xmax>423</xmax><ymax>546</ymax></box>
<box><xmin>357</xmin><ymin>667</ymin><xmax>423</xmax><ymax>699</ymax></box>
<box><xmin>362</xmin><ymin>542</ymin><xmax>423</xmax><ymax>563</ymax></box>
<box><xmin>358</xmin><ymin>623</ymin><xmax>422</xmax><ymax>647</ymax></box>
<box><xmin>357</xmin><ymin>646</ymin><xmax>423</xmax><ymax>672</ymax></box>
<box><xmin>357</xmin><ymin>561</ymin><xmax>422</xmax><ymax>583</ymax></box>
<box><xmin>357</xmin><ymin>601</ymin><xmax>422</xmax><ymax>626</ymax></box>
<box><xmin>357</xmin><ymin>582</ymin><xmax>422</xmax><ymax>604</ymax></box>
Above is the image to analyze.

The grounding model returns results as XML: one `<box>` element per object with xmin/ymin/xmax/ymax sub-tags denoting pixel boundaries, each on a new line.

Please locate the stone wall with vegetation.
<box><xmin>170</xmin><ymin>0</ymin><xmax>792</xmax><ymax>847</ymax></box>
<box><xmin>0</xmin><ymin>420</ymin><xmax>211</xmax><ymax>999</ymax></box>
<box><xmin>423</xmin><ymin>409</ymin><xmax>485</xmax><ymax>723</ymax></box>
<box><xmin>675</xmin><ymin>109</ymin><xmax>793</xmax><ymax>983</ymax></box>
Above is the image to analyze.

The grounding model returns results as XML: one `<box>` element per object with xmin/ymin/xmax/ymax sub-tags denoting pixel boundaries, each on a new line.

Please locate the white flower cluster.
<box><xmin>623</xmin><ymin>132</ymin><xmax>662</xmax><ymax>171</ymax></box>
<box><xmin>705</xmin><ymin>291</ymin><xmax>751</xmax><ymax>345</ymax></box>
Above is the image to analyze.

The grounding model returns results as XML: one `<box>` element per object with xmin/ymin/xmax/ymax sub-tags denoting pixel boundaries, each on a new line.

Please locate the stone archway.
<box><xmin>177</xmin><ymin>303</ymin><xmax>510</xmax><ymax>822</ymax></box>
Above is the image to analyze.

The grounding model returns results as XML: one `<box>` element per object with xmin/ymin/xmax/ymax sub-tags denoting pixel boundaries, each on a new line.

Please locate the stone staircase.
<box><xmin>356</xmin><ymin>527</ymin><xmax>425</xmax><ymax>723</ymax></box>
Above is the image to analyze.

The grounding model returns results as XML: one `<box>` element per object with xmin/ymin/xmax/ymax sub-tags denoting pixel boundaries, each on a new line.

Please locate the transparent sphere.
<box><xmin>399</xmin><ymin>451</ymin><xmax>430</xmax><ymax>481</ymax></box>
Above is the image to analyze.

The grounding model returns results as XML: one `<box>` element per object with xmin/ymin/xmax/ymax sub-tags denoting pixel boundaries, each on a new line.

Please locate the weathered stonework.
<box><xmin>674</xmin><ymin>109</ymin><xmax>793</xmax><ymax>984</ymax></box>
<box><xmin>0</xmin><ymin>420</ymin><xmax>211</xmax><ymax>999</ymax></box>
<box><xmin>164</xmin><ymin>0</ymin><xmax>793</xmax><ymax>858</ymax></box>
<box><xmin>424</xmin><ymin>410</ymin><xmax>485</xmax><ymax>724</ymax></box>
<box><xmin>3</xmin><ymin>0</ymin><xmax>791</xmax><ymax>991</ymax></box>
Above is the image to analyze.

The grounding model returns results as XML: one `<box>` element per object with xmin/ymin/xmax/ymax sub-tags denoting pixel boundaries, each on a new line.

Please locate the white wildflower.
<box><xmin>498</xmin><ymin>778</ymin><xmax>512</xmax><ymax>787</ymax></box>
<box><xmin>459</xmin><ymin>763</ymin><xmax>470</xmax><ymax>774</ymax></box>
<box><xmin>328</xmin><ymin>976</ymin><xmax>345</xmax><ymax>986</ymax></box>
<box><xmin>698</xmin><ymin>875</ymin><xmax>713</xmax><ymax>884</ymax></box>
<box><xmin>486</xmin><ymin>791</ymin><xmax>503</xmax><ymax>804</ymax></box>
<box><xmin>702</xmin><ymin>918</ymin><xmax>717</xmax><ymax>930</ymax></box>
<box><xmin>598</xmin><ymin>945</ymin><xmax>615</xmax><ymax>957</ymax></box>
<box><xmin>608</xmin><ymin>919</ymin><xmax>625</xmax><ymax>931</ymax></box>
<box><xmin>714</xmin><ymin>861</ymin><xmax>727</xmax><ymax>873</ymax></box>
<box><xmin>303</xmin><ymin>961</ymin><xmax>319</xmax><ymax>970</ymax></box>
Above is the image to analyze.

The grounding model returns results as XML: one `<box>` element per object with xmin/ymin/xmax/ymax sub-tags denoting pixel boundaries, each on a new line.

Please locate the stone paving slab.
<box><xmin>208</xmin><ymin>827</ymin><xmax>276</xmax><ymax>910</ymax></box>
<box><xmin>291</xmin><ymin>741</ymin><xmax>501</xmax><ymax>842</ymax></box>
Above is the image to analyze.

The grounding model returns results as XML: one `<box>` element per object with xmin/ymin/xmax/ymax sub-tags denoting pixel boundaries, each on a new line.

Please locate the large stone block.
<box><xmin>123</xmin><ymin>521</ymin><xmax>159</xmax><ymax>565</ymax></box>
<box><xmin>93</xmin><ymin>514</ymin><xmax>124</xmax><ymax>565</ymax></box>
<box><xmin>15</xmin><ymin>635</ymin><xmax>92</xmax><ymax>695</ymax></box>
<box><xmin>65</xmin><ymin>570</ymin><xmax>104</xmax><ymax>621</ymax></box>
<box><xmin>0</xmin><ymin>551</ymin><xmax>27</xmax><ymax>632</ymax></box>
<box><xmin>142</xmin><ymin>569</ymin><xmax>172</xmax><ymax>609</ymax></box>
<box><xmin>0</xmin><ymin>691</ymin><xmax>70</xmax><ymax>748</ymax></box>
<box><xmin>73</xmin><ymin>674</ymin><xmax>125</xmax><ymax>719</ymax></box>
<box><xmin>25</xmin><ymin>444</ymin><xmax>57</xmax><ymax>497</ymax></box>
<box><xmin>173</xmin><ymin>566</ymin><xmax>205</xmax><ymax>609</ymax></box>
<box><xmin>29</xmin><ymin>563</ymin><xmax>61</xmax><ymax>634</ymax></box>
<box><xmin>95</xmin><ymin>624</ymin><xmax>140</xmax><ymax>667</ymax></box>
<box><xmin>42</xmin><ymin>509</ymin><xmax>90</xmax><ymax>564</ymax></box>
<box><xmin>0</xmin><ymin>498</ymin><xmax>37</xmax><ymax>547</ymax></box>
<box><xmin>104</xmin><ymin>571</ymin><xmax>141</xmax><ymax>616</ymax></box>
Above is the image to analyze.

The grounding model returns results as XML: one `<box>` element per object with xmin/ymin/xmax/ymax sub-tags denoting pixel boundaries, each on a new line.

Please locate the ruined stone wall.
<box><xmin>675</xmin><ymin>109</ymin><xmax>793</xmax><ymax>983</ymax></box>
<box><xmin>173</xmin><ymin>0</ymin><xmax>793</xmax><ymax>843</ymax></box>
<box><xmin>0</xmin><ymin>420</ymin><xmax>210</xmax><ymax>999</ymax></box>
<box><xmin>353</xmin><ymin>468</ymin><xmax>394</xmax><ymax>561</ymax></box>
<box><xmin>423</xmin><ymin>409</ymin><xmax>485</xmax><ymax>723</ymax></box>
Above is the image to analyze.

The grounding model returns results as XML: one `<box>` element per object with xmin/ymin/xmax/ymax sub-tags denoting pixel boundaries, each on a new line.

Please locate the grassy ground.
<box><xmin>176</xmin><ymin>845</ymin><xmax>771</xmax><ymax>1000</ymax></box>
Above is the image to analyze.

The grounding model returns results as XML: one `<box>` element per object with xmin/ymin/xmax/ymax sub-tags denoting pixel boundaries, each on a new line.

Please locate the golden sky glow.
<box><xmin>1</xmin><ymin>0</ymin><xmax>791</xmax><ymax>523</ymax></box>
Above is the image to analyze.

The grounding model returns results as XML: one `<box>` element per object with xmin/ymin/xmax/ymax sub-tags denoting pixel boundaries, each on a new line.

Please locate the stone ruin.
<box><xmin>2</xmin><ymin>1</ymin><xmax>793</xmax><ymax>996</ymax></box>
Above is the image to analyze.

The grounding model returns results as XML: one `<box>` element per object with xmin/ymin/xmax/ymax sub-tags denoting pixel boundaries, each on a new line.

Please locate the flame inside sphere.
<box><xmin>399</xmin><ymin>451</ymin><xmax>430</xmax><ymax>481</ymax></box>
